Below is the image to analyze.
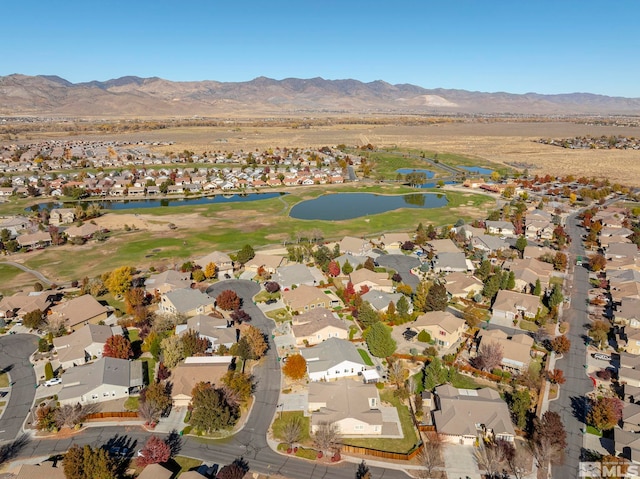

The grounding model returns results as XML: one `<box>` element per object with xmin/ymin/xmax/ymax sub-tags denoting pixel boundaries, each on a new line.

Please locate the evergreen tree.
<box><xmin>342</xmin><ymin>260</ymin><xmax>353</xmax><ymax>275</ymax></box>
<box><xmin>533</xmin><ymin>278</ymin><xmax>542</xmax><ymax>296</ymax></box>
<box><xmin>413</xmin><ymin>280</ymin><xmax>431</xmax><ymax>313</ymax></box>
<box><xmin>476</xmin><ymin>259</ymin><xmax>492</xmax><ymax>281</ymax></box>
<box><xmin>425</xmin><ymin>283</ymin><xmax>448</xmax><ymax>312</ymax></box>
<box><xmin>482</xmin><ymin>274</ymin><xmax>501</xmax><ymax>300</ymax></box>
<box><xmin>364</xmin><ymin>322</ymin><xmax>396</xmax><ymax>358</ymax></box>
<box><xmin>506</xmin><ymin>271</ymin><xmax>516</xmax><ymax>290</ymax></box>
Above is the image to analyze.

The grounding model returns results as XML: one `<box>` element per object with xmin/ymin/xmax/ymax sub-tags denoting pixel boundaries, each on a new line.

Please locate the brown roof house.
<box><xmin>502</xmin><ymin>258</ymin><xmax>554</xmax><ymax>293</ymax></box>
<box><xmin>159</xmin><ymin>288</ymin><xmax>215</xmax><ymax>317</ymax></box>
<box><xmin>338</xmin><ymin>236</ymin><xmax>373</xmax><ymax>256</ymax></box>
<box><xmin>144</xmin><ymin>269</ymin><xmax>192</xmax><ymax>295</ymax></box>
<box><xmin>0</xmin><ymin>291</ymin><xmax>53</xmax><ymax>318</ymax></box>
<box><xmin>432</xmin><ymin>384</ymin><xmax>516</xmax><ymax>445</ymax></box>
<box><xmin>443</xmin><ymin>272</ymin><xmax>483</xmax><ymax>299</ymax></box>
<box><xmin>308</xmin><ymin>379</ymin><xmax>389</xmax><ymax>436</ymax></box>
<box><xmin>15</xmin><ymin>461</ymin><xmax>66</xmax><ymax>479</ymax></box>
<box><xmin>194</xmin><ymin>250</ymin><xmax>234</xmax><ymax>279</ymax></box>
<box><xmin>282</xmin><ymin>285</ymin><xmax>336</xmax><ymax>314</ymax></box>
<box><xmin>50</xmin><ymin>294</ymin><xmax>109</xmax><ymax>331</ymax></box>
<box><xmin>53</xmin><ymin>324</ymin><xmax>123</xmax><ymax>369</ymax></box>
<box><xmin>348</xmin><ymin>269</ymin><xmax>393</xmax><ymax>293</ymax></box>
<box><xmin>491</xmin><ymin>290</ymin><xmax>540</xmax><ymax>325</ymax></box>
<box><xmin>475</xmin><ymin>329</ymin><xmax>534</xmax><ymax>372</ymax></box>
<box><xmin>170</xmin><ymin>357</ymin><xmax>233</xmax><ymax>407</ymax></box>
<box><xmin>137</xmin><ymin>464</ymin><xmax>173</xmax><ymax>479</ymax></box>
<box><xmin>615</xmin><ymin>298</ymin><xmax>640</xmax><ymax>329</ymax></box>
<box><xmin>291</xmin><ymin>308</ymin><xmax>349</xmax><ymax>346</ymax></box>
<box><xmin>244</xmin><ymin>252</ymin><xmax>284</xmax><ymax>275</ymax></box>
<box><xmin>17</xmin><ymin>231</ymin><xmax>52</xmax><ymax>249</ymax></box>
<box><xmin>175</xmin><ymin>314</ymin><xmax>237</xmax><ymax>352</ymax></box>
<box><xmin>410</xmin><ymin>311</ymin><xmax>466</xmax><ymax>349</ymax></box>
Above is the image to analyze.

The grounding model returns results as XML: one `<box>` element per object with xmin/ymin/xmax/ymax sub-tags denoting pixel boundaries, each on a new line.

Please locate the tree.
<box><xmin>587</xmin><ymin>396</ymin><xmax>623</xmax><ymax>431</ymax></box>
<box><xmin>327</xmin><ymin>260</ymin><xmax>340</xmax><ymax>277</ymax></box>
<box><xmin>546</xmin><ymin>368</ymin><xmax>566</xmax><ymax>384</ymax></box>
<box><xmin>424</xmin><ymin>283</ymin><xmax>447</xmax><ymax>312</ymax></box>
<box><xmin>396</xmin><ymin>296</ymin><xmax>410</xmax><ymax>319</ymax></box>
<box><xmin>553</xmin><ymin>252</ymin><xmax>568</xmax><ymax>271</ymax></box>
<box><xmin>190</xmin><ymin>382</ymin><xmax>239</xmax><ymax>433</ymax></box>
<box><xmin>482</xmin><ymin>274</ymin><xmax>501</xmax><ymax>301</ymax></box>
<box><xmin>204</xmin><ymin>262</ymin><xmax>217</xmax><ymax>279</ymax></box>
<box><xmin>474</xmin><ymin>341</ymin><xmax>503</xmax><ymax>372</ymax></box>
<box><xmin>313</xmin><ymin>421</ymin><xmax>341</xmax><ymax>454</ymax></box>
<box><xmin>264</xmin><ymin>281</ymin><xmax>280</xmax><ymax>293</ymax></box>
<box><xmin>36</xmin><ymin>405</ymin><xmax>57</xmax><ymax>431</ymax></box>
<box><xmin>22</xmin><ymin>308</ymin><xmax>44</xmax><ymax>329</ymax></box>
<box><xmin>54</xmin><ymin>403</ymin><xmax>95</xmax><ymax>429</ymax></box>
<box><xmin>160</xmin><ymin>334</ymin><xmax>185</xmax><ymax>368</ymax></box>
<box><xmin>282</xmin><ymin>415</ymin><xmax>303</xmax><ymax>448</ymax></box>
<box><xmin>547</xmin><ymin>284</ymin><xmax>564</xmax><ymax>309</ymax></box>
<box><xmin>63</xmin><ymin>444</ymin><xmax>117</xmax><ymax>479</ymax></box>
<box><xmin>505</xmin><ymin>388</ymin><xmax>531</xmax><ymax>430</ymax></box>
<box><xmin>342</xmin><ymin>260</ymin><xmax>353</xmax><ymax>275</ymax></box>
<box><xmin>413</xmin><ymin>281</ymin><xmax>431</xmax><ymax>313</ymax></box>
<box><xmin>515</xmin><ymin>236</ymin><xmax>528</xmax><ymax>257</ymax></box>
<box><xmin>141</xmin><ymin>381</ymin><xmax>172</xmax><ymax>414</ymax></box>
<box><xmin>476</xmin><ymin>259</ymin><xmax>492</xmax><ymax>281</ymax></box>
<box><xmin>590</xmin><ymin>320</ymin><xmax>611</xmax><ymax>349</ymax></box>
<box><xmin>216</xmin><ymin>458</ymin><xmax>250</xmax><ymax>479</ymax></box>
<box><xmin>589</xmin><ymin>253</ymin><xmax>607</xmax><ymax>272</ymax></box>
<box><xmin>217</xmin><ymin>290</ymin><xmax>241</xmax><ymax>311</ymax></box>
<box><xmin>415</xmin><ymin>432</ymin><xmax>444</xmax><ymax>479</ymax></box>
<box><xmin>138</xmin><ymin>399</ymin><xmax>161</xmax><ymax>425</ymax></box>
<box><xmin>506</xmin><ymin>271</ymin><xmax>516</xmax><ymax>290</ymax></box>
<box><xmin>103</xmin><ymin>335</ymin><xmax>133</xmax><ymax>359</ymax></box>
<box><xmin>364</xmin><ymin>322</ymin><xmax>396</xmax><ymax>358</ymax></box>
<box><xmin>192</xmin><ymin>269</ymin><xmax>205</xmax><ymax>283</ymax></box>
<box><xmin>463</xmin><ymin>306</ymin><xmax>484</xmax><ymax>328</ymax></box>
<box><xmin>104</xmin><ymin>265</ymin><xmax>134</xmax><ymax>297</ymax></box>
<box><xmin>124</xmin><ymin>287</ymin><xmax>147</xmax><ymax>321</ymax></box>
<box><xmin>387</xmin><ymin>359</ymin><xmax>408</xmax><ymax>390</ymax></box>
<box><xmin>236</xmin><ymin>244</ymin><xmax>255</xmax><ymax>264</ymax></box>
<box><xmin>242</xmin><ymin>324</ymin><xmax>268</xmax><ymax>360</ymax></box>
<box><xmin>136</xmin><ymin>435</ymin><xmax>171</xmax><ymax>467</ymax></box>
<box><xmin>230</xmin><ymin>309</ymin><xmax>251</xmax><ymax>325</ymax></box>
<box><xmin>533</xmin><ymin>278</ymin><xmax>542</xmax><ymax>296</ymax></box>
<box><xmin>356</xmin><ymin>460</ymin><xmax>371</xmax><ymax>479</ymax></box>
<box><xmin>357</xmin><ymin>301</ymin><xmax>379</xmax><ymax>328</ymax></box>
<box><xmin>44</xmin><ymin>361</ymin><xmax>54</xmax><ymax>380</ymax></box>
<box><xmin>181</xmin><ymin>329</ymin><xmax>209</xmax><ymax>357</ymax></box>
<box><xmin>550</xmin><ymin>335</ymin><xmax>571</xmax><ymax>355</ymax></box>
<box><xmin>530</xmin><ymin>411</ymin><xmax>567</xmax><ymax>468</ymax></box>
<box><xmin>474</xmin><ymin>442</ymin><xmax>505</xmax><ymax>479</ymax></box>
<box><xmin>283</xmin><ymin>354</ymin><xmax>307</xmax><ymax>380</ymax></box>
<box><xmin>221</xmin><ymin>370</ymin><xmax>253</xmax><ymax>405</ymax></box>
<box><xmin>363</xmin><ymin>257</ymin><xmax>376</xmax><ymax>271</ymax></box>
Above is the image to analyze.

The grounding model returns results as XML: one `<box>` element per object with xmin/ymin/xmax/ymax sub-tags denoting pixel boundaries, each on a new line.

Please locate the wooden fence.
<box><xmin>340</xmin><ymin>443</ymin><xmax>424</xmax><ymax>461</ymax></box>
<box><xmin>85</xmin><ymin>412</ymin><xmax>139</xmax><ymax>420</ymax></box>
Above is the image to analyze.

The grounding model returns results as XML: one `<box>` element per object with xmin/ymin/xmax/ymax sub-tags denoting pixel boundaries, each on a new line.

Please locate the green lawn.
<box><xmin>272</xmin><ymin>411</ymin><xmax>311</xmax><ymax>444</ymax></box>
<box><xmin>127</xmin><ymin>328</ymin><xmax>140</xmax><ymax>343</ymax></box>
<box><xmin>0</xmin><ymin>373</ymin><xmax>8</xmax><ymax>388</ymax></box>
<box><xmin>124</xmin><ymin>396</ymin><xmax>139</xmax><ymax>411</ymax></box>
<box><xmin>342</xmin><ymin>390</ymin><xmax>418</xmax><ymax>453</ymax></box>
<box><xmin>254</xmin><ymin>290</ymin><xmax>280</xmax><ymax>302</ymax></box>
<box><xmin>357</xmin><ymin>348</ymin><xmax>374</xmax><ymax>366</ymax></box>
<box><xmin>519</xmin><ymin>320</ymin><xmax>539</xmax><ymax>332</ymax></box>
<box><xmin>266</xmin><ymin>308</ymin><xmax>292</xmax><ymax>323</ymax></box>
<box><xmin>450</xmin><ymin>373</ymin><xmax>483</xmax><ymax>390</ymax></box>
<box><xmin>586</xmin><ymin>425</ymin><xmax>603</xmax><ymax>437</ymax></box>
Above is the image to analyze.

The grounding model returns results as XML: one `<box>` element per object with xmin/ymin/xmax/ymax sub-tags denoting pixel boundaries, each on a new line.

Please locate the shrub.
<box><xmin>44</xmin><ymin>362</ymin><xmax>54</xmax><ymax>380</ymax></box>
<box><xmin>375</xmin><ymin>382</ymin><xmax>385</xmax><ymax>390</ymax></box>
<box><xmin>295</xmin><ymin>447</ymin><xmax>318</xmax><ymax>460</ymax></box>
<box><xmin>417</xmin><ymin>330</ymin><xmax>431</xmax><ymax>343</ymax></box>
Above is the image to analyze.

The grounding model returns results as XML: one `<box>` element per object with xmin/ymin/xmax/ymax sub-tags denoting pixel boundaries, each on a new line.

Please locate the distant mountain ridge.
<box><xmin>1</xmin><ymin>74</ymin><xmax>639</xmax><ymax>117</ymax></box>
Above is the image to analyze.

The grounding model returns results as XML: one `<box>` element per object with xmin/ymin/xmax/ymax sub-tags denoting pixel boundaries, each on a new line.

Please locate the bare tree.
<box><xmin>508</xmin><ymin>443</ymin><xmax>532</xmax><ymax>479</ymax></box>
<box><xmin>281</xmin><ymin>415</ymin><xmax>303</xmax><ymax>448</ymax></box>
<box><xmin>138</xmin><ymin>400</ymin><xmax>161</xmax><ymax>425</ymax></box>
<box><xmin>474</xmin><ymin>341</ymin><xmax>504</xmax><ymax>372</ymax></box>
<box><xmin>54</xmin><ymin>403</ymin><xmax>99</xmax><ymax>429</ymax></box>
<box><xmin>415</xmin><ymin>432</ymin><xmax>444</xmax><ymax>478</ymax></box>
<box><xmin>387</xmin><ymin>358</ymin><xmax>408</xmax><ymax>390</ymax></box>
<box><xmin>313</xmin><ymin>421</ymin><xmax>341</xmax><ymax>455</ymax></box>
<box><xmin>474</xmin><ymin>442</ymin><xmax>506</xmax><ymax>478</ymax></box>
<box><xmin>45</xmin><ymin>314</ymin><xmax>66</xmax><ymax>335</ymax></box>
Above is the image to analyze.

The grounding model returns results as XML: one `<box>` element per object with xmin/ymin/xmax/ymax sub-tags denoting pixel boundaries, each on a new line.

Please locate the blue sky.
<box><xmin>2</xmin><ymin>1</ymin><xmax>639</xmax><ymax>97</ymax></box>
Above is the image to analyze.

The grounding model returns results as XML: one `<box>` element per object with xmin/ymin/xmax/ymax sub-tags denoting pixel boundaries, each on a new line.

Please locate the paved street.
<box><xmin>0</xmin><ymin>334</ymin><xmax>38</xmax><ymax>442</ymax></box>
<box><xmin>550</xmin><ymin>213</ymin><xmax>593</xmax><ymax>478</ymax></box>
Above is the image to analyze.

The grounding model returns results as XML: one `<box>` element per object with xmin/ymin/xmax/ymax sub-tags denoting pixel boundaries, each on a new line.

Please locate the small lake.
<box><xmin>289</xmin><ymin>193</ymin><xmax>447</xmax><ymax>221</ymax></box>
<box><xmin>27</xmin><ymin>192</ymin><xmax>286</xmax><ymax>212</ymax></box>
<box><xmin>462</xmin><ymin>166</ymin><xmax>493</xmax><ymax>175</ymax></box>
<box><xmin>396</xmin><ymin>168</ymin><xmax>435</xmax><ymax>178</ymax></box>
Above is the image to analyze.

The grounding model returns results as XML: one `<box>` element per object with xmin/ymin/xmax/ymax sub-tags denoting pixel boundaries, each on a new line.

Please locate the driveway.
<box><xmin>375</xmin><ymin>254</ymin><xmax>420</xmax><ymax>289</ymax></box>
<box><xmin>442</xmin><ymin>443</ymin><xmax>481</xmax><ymax>479</ymax></box>
<box><xmin>0</xmin><ymin>333</ymin><xmax>38</xmax><ymax>442</ymax></box>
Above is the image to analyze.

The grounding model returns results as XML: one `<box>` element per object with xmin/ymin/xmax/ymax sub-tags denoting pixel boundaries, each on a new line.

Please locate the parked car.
<box><xmin>265</xmin><ymin>298</ymin><xmax>277</xmax><ymax>305</ymax></box>
<box><xmin>44</xmin><ymin>378</ymin><xmax>62</xmax><ymax>387</ymax></box>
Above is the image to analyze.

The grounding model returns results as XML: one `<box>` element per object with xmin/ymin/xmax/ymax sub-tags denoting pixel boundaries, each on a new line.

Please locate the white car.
<box><xmin>44</xmin><ymin>378</ymin><xmax>62</xmax><ymax>387</ymax></box>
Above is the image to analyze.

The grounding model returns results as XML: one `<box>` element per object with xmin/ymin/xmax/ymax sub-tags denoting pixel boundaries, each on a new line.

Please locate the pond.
<box><xmin>462</xmin><ymin>166</ymin><xmax>493</xmax><ymax>175</ymax></box>
<box><xmin>395</xmin><ymin>168</ymin><xmax>435</xmax><ymax>178</ymax></box>
<box><xmin>289</xmin><ymin>192</ymin><xmax>447</xmax><ymax>221</ymax></box>
<box><xmin>27</xmin><ymin>192</ymin><xmax>287</xmax><ymax>212</ymax></box>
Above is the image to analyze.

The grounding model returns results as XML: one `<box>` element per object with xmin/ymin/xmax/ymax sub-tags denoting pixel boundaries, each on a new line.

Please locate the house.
<box><xmin>491</xmin><ymin>290</ymin><xmax>540</xmax><ymax>323</ymax></box>
<box><xmin>50</xmin><ymin>294</ymin><xmax>109</xmax><ymax>331</ymax></box>
<box><xmin>523</xmin><ymin>245</ymin><xmax>557</xmax><ymax>260</ymax></box>
<box><xmin>622</xmin><ymin>402</ymin><xmax>640</xmax><ymax>431</ymax></box>
<box><xmin>275</xmin><ymin>264</ymin><xmax>324</xmax><ymax>289</ymax></box>
<box><xmin>410</xmin><ymin>311</ymin><xmax>466</xmax><ymax>349</ymax></box>
<box><xmin>175</xmin><ymin>314</ymin><xmax>237</xmax><ymax>352</ymax></box>
<box><xmin>64</xmin><ymin>222</ymin><xmax>102</xmax><ymax>239</ymax></box>
<box><xmin>623</xmin><ymin>329</ymin><xmax>640</xmax><ymax>356</ymax></box>
<box><xmin>339</xmin><ymin>236</ymin><xmax>373</xmax><ymax>256</ymax></box>
<box><xmin>291</xmin><ymin>308</ymin><xmax>349</xmax><ymax>346</ymax></box>
<box><xmin>615</xmin><ymin>428</ymin><xmax>640</xmax><ymax>463</ymax></box>
<box><xmin>525</xmin><ymin>220</ymin><xmax>554</xmax><ymax>240</ymax></box>
<box><xmin>15</xmin><ymin>462</ymin><xmax>66</xmax><ymax>479</ymax></box>
<box><xmin>244</xmin><ymin>253</ymin><xmax>284</xmax><ymax>275</ymax></box>
<box><xmin>170</xmin><ymin>357</ymin><xmax>233</xmax><ymax>407</ymax></box>
<box><xmin>443</xmin><ymin>272</ymin><xmax>483</xmax><ymax>299</ymax></box>
<box><xmin>53</xmin><ymin>324</ymin><xmax>123</xmax><ymax>369</ymax></box>
<box><xmin>502</xmin><ymin>258</ymin><xmax>554</xmax><ymax>292</ymax></box>
<box><xmin>361</xmin><ymin>290</ymin><xmax>411</xmax><ymax>313</ymax></box>
<box><xmin>451</xmin><ymin>224</ymin><xmax>484</xmax><ymax>240</ymax></box>
<box><xmin>282</xmin><ymin>285</ymin><xmax>335</xmax><ymax>314</ymax></box>
<box><xmin>606</xmin><ymin>242</ymin><xmax>639</xmax><ymax>261</ymax></box>
<box><xmin>300</xmin><ymin>337</ymin><xmax>367</xmax><ymax>381</ymax></box>
<box><xmin>475</xmin><ymin>329</ymin><xmax>534</xmax><ymax>372</ymax></box>
<box><xmin>137</xmin><ymin>464</ymin><xmax>173</xmax><ymax>479</ymax></box>
<box><xmin>432</xmin><ymin>384</ymin><xmax>516</xmax><ymax>444</ymax></box>
<box><xmin>348</xmin><ymin>268</ymin><xmax>393</xmax><ymax>293</ymax></box>
<box><xmin>0</xmin><ymin>291</ymin><xmax>53</xmax><ymax>318</ymax></box>
<box><xmin>379</xmin><ymin>232</ymin><xmax>412</xmax><ymax>251</ymax></box>
<box><xmin>486</xmin><ymin>221</ymin><xmax>515</xmax><ymax>237</ymax></box>
<box><xmin>620</xmin><ymin>353</ymin><xmax>640</xmax><ymax>383</ymax></box>
<box><xmin>194</xmin><ymin>250</ymin><xmax>234</xmax><ymax>279</ymax></box>
<box><xmin>58</xmin><ymin>357</ymin><xmax>143</xmax><ymax>405</ymax></box>
<box><xmin>426</xmin><ymin>238</ymin><xmax>461</xmax><ymax>254</ymax></box>
<box><xmin>144</xmin><ymin>269</ymin><xmax>192</xmax><ymax>295</ymax></box>
<box><xmin>159</xmin><ymin>288</ymin><xmax>215</xmax><ymax>317</ymax></box>
<box><xmin>470</xmin><ymin>234</ymin><xmax>510</xmax><ymax>253</ymax></box>
<box><xmin>17</xmin><ymin>231</ymin><xmax>52</xmax><ymax>249</ymax></box>
<box><xmin>432</xmin><ymin>252</ymin><xmax>471</xmax><ymax>273</ymax></box>
<box><xmin>616</xmin><ymin>298</ymin><xmax>640</xmax><ymax>328</ymax></box>
<box><xmin>49</xmin><ymin>208</ymin><xmax>76</xmax><ymax>225</ymax></box>
<box><xmin>308</xmin><ymin>379</ymin><xmax>384</xmax><ymax>436</ymax></box>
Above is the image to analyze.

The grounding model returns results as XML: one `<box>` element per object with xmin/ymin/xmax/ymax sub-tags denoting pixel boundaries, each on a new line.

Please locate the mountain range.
<box><xmin>1</xmin><ymin>74</ymin><xmax>639</xmax><ymax>117</ymax></box>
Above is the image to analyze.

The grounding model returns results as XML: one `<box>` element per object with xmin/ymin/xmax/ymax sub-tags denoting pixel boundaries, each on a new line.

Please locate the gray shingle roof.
<box><xmin>300</xmin><ymin>337</ymin><xmax>366</xmax><ymax>374</ymax></box>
